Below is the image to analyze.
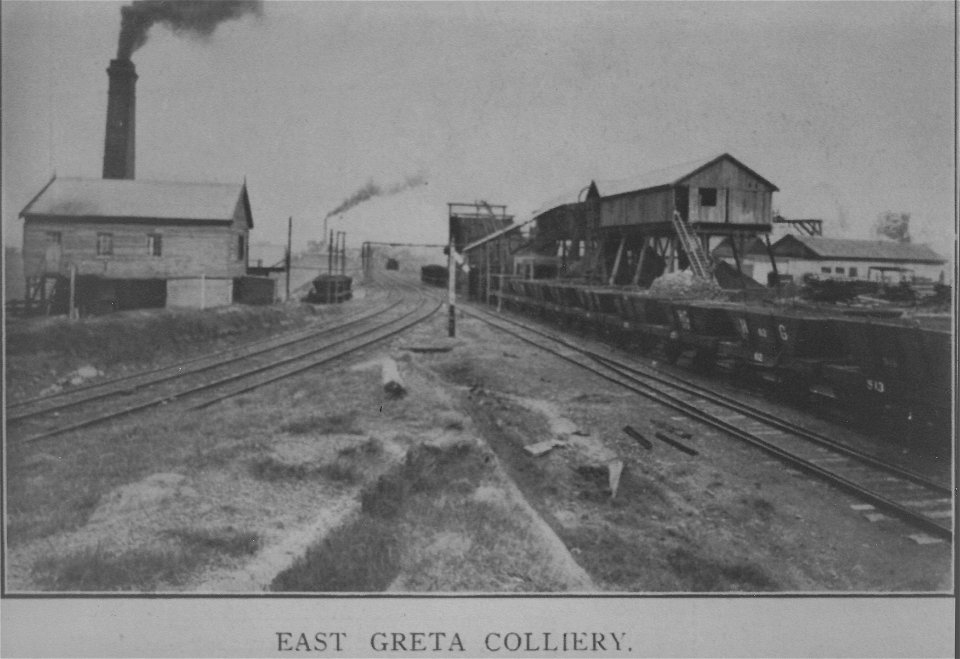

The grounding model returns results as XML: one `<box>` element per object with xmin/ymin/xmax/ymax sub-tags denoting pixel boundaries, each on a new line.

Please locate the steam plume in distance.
<box><xmin>875</xmin><ymin>211</ymin><xmax>911</xmax><ymax>243</ymax></box>
<box><xmin>117</xmin><ymin>1</ymin><xmax>263</xmax><ymax>59</ymax></box>
<box><xmin>325</xmin><ymin>172</ymin><xmax>428</xmax><ymax>219</ymax></box>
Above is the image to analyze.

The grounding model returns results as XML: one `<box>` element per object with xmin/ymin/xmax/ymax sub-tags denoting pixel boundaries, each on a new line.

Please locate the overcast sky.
<box><xmin>2</xmin><ymin>1</ymin><xmax>955</xmax><ymax>255</ymax></box>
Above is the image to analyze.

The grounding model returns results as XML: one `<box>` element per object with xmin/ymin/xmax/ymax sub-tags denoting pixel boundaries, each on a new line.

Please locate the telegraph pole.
<box><xmin>285</xmin><ymin>216</ymin><xmax>292</xmax><ymax>301</ymax></box>
<box><xmin>447</xmin><ymin>218</ymin><xmax>456</xmax><ymax>337</ymax></box>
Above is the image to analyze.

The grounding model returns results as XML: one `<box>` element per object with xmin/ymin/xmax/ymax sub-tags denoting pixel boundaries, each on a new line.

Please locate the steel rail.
<box><xmin>17</xmin><ymin>287</ymin><xmax>430</xmax><ymax>444</ymax></box>
<box><xmin>457</xmin><ymin>302</ymin><xmax>953</xmax><ymax>541</ymax></box>
<box><xmin>7</xmin><ymin>278</ymin><xmax>404</xmax><ymax>415</ymax></box>
<box><xmin>460</xmin><ymin>297</ymin><xmax>947</xmax><ymax>495</ymax></box>
<box><xmin>588</xmin><ymin>353</ymin><xmax>950</xmax><ymax>495</ymax></box>
<box><xmin>7</xmin><ymin>297</ymin><xmax>405</xmax><ymax>424</ymax></box>
<box><xmin>192</xmin><ymin>298</ymin><xmax>442</xmax><ymax>409</ymax></box>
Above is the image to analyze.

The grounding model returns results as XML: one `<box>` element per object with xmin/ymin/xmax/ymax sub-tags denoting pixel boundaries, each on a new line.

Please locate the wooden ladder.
<box><xmin>671</xmin><ymin>210</ymin><xmax>713</xmax><ymax>279</ymax></box>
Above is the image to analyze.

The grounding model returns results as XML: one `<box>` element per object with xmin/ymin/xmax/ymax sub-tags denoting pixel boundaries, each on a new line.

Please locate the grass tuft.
<box><xmin>270</xmin><ymin>517</ymin><xmax>400</xmax><ymax>592</ymax></box>
<box><xmin>338</xmin><ymin>436</ymin><xmax>383</xmax><ymax>458</ymax></box>
<box><xmin>33</xmin><ymin>526</ymin><xmax>262</xmax><ymax>591</ymax></box>
<box><xmin>33</xmin><ymin>545</ymin><xmax>196</xmax><ymax>591</ymax></box>
<box><xmin>666</xmin><ymin>547</ymin><xmax>779</xmax><ymax>592</ymax></box>
<box><xmin>164</xmin><ymin>527</ymin><xmax>262</xmax><ymax>557</ymax></box>
<box><xmin>280</xmin><ymin>413</ymin><xmax>362</xmax><ymax>436</ymax></box>
<box><xmin>6</xmin><ymin>306</ymin><xmax>309</xmax><ymax>368</ymax></box>
<box><xmin>360</xmin><ymin>441</ymin><xmax>487</xmax><ymax>518</ymax></box>
<box><xmin>317</xmin><ymin>460</ymin><xmax>361</xmax><ymax>484</ymax></box>
<box><xmin>249</xmin><ymin>457</ymin><xmax>312</xmax><ymax>481</ymax></box>
<box><xmin>250</xmin><ymin>450</ymin><xmax>368</xmax><ymax>485</ymax></box>
<box><xmin>275</xmin><ymin>439</ymin><xmax>495</xmax><ymax>592</ymax></box>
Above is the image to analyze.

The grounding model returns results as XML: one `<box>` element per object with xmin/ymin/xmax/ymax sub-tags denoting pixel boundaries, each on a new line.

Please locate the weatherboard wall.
<box><xmin>600</xmin><ymin>187</ymin><xmax>674</xmax><ymax>228</ymax></box>
<box><xmin>22</xmin><ymin>218</ymin><xmax>248</xmax><ymax>280</ymax></box>
<box><xmin>600</xmin><ymin>158</ymin><xmax>774</xmax><ymax>228</ymax></box>
<box><xmin>680</xmin><ymin>158</ymin><xmax>775</xmax><ymax>225</ymax></box>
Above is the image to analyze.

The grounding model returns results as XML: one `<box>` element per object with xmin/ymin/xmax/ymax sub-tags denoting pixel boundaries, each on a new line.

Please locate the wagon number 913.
<box><xmin>867</xmin><ymin>379</ymin><xmax>886</xmax><ymax>393</ymax></box>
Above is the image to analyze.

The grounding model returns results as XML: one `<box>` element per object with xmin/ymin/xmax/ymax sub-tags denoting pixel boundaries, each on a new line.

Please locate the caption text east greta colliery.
<box><xmin>276</xmin><ymin>631</ymin><xmax>630</xmax><ymax>653</ymax></box>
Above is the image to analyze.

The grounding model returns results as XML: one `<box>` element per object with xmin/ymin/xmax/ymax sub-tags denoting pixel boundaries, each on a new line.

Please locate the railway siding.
<box><xmin>4</xmin><ymin>275</ymin><xmax>953</xmax><ymax>592</ymax></box>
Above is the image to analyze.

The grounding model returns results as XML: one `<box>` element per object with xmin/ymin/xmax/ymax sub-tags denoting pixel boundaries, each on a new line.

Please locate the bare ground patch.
<box><xmin>422</xmin><ymin>312</ymin><xmax>953</xmax><ymax>592</ymax></box>
<box><xmin>5</xmin><ymin>299</ymin><xmax>952</xmax><ymax>593</ymax></box>
<box><xmin>271</xmin><ymin>436</ymin><xmax>593</xmax><ymax>593</ymax></box>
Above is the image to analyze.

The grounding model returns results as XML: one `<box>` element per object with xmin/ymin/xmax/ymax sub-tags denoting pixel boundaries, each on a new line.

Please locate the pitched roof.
<box><xmin>774</xmin><ymin>235</ymin><xmax>946</xmax><ymax>264</ymax></box>
<box><xmin>530</xmin><ymin>154</ymin><xmax>776</xmax><ymax>219</ymax></box>
<box><xmin>596</xmin><ymin>153</ymin><xmax>779</xmax><ymax>198</ymax></box>
<box><xmin>20</xmin><ymin>176</ymin><xmax>252</xmax><ymax>226</ymax></box>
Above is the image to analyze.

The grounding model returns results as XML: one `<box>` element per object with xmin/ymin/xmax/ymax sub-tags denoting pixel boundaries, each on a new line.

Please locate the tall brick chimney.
<box><xmin>103</xmin><ymin>58</ymin><xmax>137</xmax><ymax>180</ymax></box>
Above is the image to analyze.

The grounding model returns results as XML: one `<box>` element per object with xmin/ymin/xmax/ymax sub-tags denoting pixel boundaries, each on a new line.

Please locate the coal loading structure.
<box><xmin>455</xmin><ymin>154</ymin><xmax>952</xmax><ymax>453</ymax></box>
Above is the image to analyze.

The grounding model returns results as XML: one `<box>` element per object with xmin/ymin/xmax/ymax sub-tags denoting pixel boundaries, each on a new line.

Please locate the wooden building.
<box><xmin>598</xmin><ymin>153</ymin><xmax>776</xmax><ymax>229</ymax></box>
<box><xmin>595</xmin><ymin>153</ymin><xmax>778</xmax><ymax>285</ymax></box>
<box><xmin>524</xmin><ymin>153</ymin><xmax>779</xmax><ymax>287</ymax></box>
<box><xmin>20</xmin><ymin>175</ymin><xmax>253</xmax><ymax>312</ymax></box>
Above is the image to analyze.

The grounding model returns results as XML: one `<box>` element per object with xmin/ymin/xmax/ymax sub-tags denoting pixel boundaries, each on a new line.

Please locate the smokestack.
<box><xmin>103</xmin><ymin>58</ymin><xmax>137</xmax><ymax>180</ymax></box>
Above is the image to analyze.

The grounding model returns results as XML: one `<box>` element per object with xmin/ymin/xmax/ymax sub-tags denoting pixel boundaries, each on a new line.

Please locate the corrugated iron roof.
<box><xmin>775</xmin><ymin>235</ymin><xmax>946</xmax><ymax>263</ymax></box>
<box><xmin>20</xmin><ymin>177</ymin><xmax>249</xmax><ymax>223</ymax></box>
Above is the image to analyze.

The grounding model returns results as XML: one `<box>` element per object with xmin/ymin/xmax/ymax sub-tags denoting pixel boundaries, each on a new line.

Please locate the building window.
<box><xmin>46</xmin><ymin>231</ymin><xmax>62</xmax><ymax>244</ymax></box>
<box><xmin>849</xmin><ymin>267</ymin><xmax>858</xmax><ymax>278</ymax></box>
<box><xmin>835</xmin><ymin>267</ymin><xmax>845</xmax><ymax>274</ymax></box>
<box><xmin>97</xmin><ymin>233</ymin><xmax>113</xmax><ymax>256</ymax></box>
<box><xmin>237</xmin><ymin>234</ymin><xmax>246</xmax><ymax>260</ymax></box>
<box><xmin>699</xmin><ymin>187</ymin><xmax>718</xmax><ymax>207</ymax></box>
<box><xmin>820</xmin><ymin>267</ymin><xmax>831</xmax><ymax>274</ymax></box>
<box><xmin>147</xmin><ymin>234</ymin><xmax>162</xmax><ymax>257</ymax></box>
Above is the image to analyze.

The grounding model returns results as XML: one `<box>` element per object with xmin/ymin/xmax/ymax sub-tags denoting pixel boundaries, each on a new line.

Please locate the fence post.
<box><xmin>69</xmin><ymin>264</ymin><xmax>77</xmax><ymax>320</ymax></box>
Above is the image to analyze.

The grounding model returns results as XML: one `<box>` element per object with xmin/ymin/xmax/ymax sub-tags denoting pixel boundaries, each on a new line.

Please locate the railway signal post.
<box><xmin>447</xmin><ymin>232</ymin><xmax>456</xmax><ymax>337</ymax></box>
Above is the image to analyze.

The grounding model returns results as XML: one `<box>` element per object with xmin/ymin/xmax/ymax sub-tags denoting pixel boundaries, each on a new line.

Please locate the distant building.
<box><xmin>20</xmin><ymin>176</ymin><xmax>253</xmax><ymax>312</ymax></box>
<box><xmin>715</xmin><ymin>234</ymin><xmax>947</xmax><ymax>285</ymax></box>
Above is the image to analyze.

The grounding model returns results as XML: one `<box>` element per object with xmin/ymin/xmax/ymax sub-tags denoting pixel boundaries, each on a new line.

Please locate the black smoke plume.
<box><xmin>875</xmin><ymin>211</ymin><xmax>911</xmax><ymax>244</ymax></box>
<box><xmin>325</xmin><ymin>173</ymin><xmax>428</xmax><ymax>219</ymax></box>
<box><xmin>117</xmin><ymin>1</ymin><xmax>262</xmax><ymax>59</ymax></box>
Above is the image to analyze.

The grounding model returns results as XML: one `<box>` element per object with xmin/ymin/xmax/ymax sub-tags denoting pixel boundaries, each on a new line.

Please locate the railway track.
<box><xmin>10</xmin><ymin>276</ymin><xmax>440</xmax><ymax>444</ymax></box>
<box><xmin>454</xmin><ymin>297</ymin><xmax>954</xmax><ymax>542</ymax></box>
<box><xmin>7</xmin><ymin>286</ymin><xmax>405</xmax><ymax>423</ymax></box>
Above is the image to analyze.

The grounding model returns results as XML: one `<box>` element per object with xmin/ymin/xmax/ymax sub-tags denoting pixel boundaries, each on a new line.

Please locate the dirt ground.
<box><xmin>3</xmin><ymin>283</ymin><xmax>953</xmax><ymax>593</ymax></box>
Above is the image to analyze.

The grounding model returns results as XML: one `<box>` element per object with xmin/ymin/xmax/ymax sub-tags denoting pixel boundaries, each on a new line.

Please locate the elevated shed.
<box><xmin>598</xmin><ymin>153</ymin><xmax>777</xmax><ymax>230</ymax></box>
<box><xmin>594</xmin><ymin>153</ymin><xmax>778</xmax><ymax>285</ymax></box>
